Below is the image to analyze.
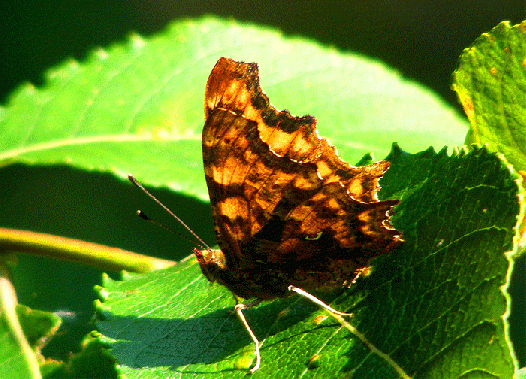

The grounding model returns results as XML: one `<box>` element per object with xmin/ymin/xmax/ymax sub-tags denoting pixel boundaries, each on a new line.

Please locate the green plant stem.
<box><xmin>0</xmin><ymin>227</ymin><xmax>175</xmax><ymax>273</ymax></box>
<box><xmin>0</xmin><ymin>261</ymin><xmax>41</xmax><ymax>379</ymax></box>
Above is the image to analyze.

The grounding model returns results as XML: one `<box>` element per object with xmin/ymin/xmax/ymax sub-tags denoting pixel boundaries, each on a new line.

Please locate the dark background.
<box><xmin>1</xmin><ymin>1</ymin><xmax>525</xmax><ymax>110</ymax></box>
<box><xmin>1</xmin><ymin>0</ymin><xmax>525</xmax><ymax>369</ymax></box>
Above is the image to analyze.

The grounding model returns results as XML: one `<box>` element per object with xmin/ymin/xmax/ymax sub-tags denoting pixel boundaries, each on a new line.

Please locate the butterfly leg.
<box><xmin>287</xmin><ymin>285</ymin><xmax>353</xmax><ymax>317</ymax></box>
<box><xmin>234</xmin><ymin>300</ymin><xmax>262</xmax><ymax>373</ymax></box>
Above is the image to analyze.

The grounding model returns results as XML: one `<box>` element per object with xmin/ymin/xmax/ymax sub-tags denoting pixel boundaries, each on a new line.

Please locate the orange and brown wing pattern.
<box><xmin>202</xmin><ymin>58</ymin><xmax>402</xmax><ymax>292</ymax></box>
<box><xmin>203</xmin><ymin>58</ymin><xmax>322</xmax><ymax>263</ymax></box>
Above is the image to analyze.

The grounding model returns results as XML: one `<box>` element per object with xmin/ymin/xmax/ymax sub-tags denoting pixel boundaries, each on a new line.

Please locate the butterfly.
<box><xmin>193</xmin><ymin>57</ymin><xmax>403</xmax><ymax>372</ymax></box>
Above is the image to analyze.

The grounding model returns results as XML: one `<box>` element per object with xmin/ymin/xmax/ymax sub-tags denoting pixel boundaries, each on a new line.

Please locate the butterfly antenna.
<box><xmin>135</xmin><ymin>210</ymin><xmax>206</xmax><ymax>250</ymax></box>
<box><xmin>128</xmin><ymin>174</ymin><xmax>212</xmax><ymax>251</ymax></box>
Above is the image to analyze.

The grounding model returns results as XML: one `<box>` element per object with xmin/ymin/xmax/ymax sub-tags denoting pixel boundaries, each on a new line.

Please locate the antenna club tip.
<box><xmin>130</xmin><ymin>175</ymin><xmax>211</xmax><ymax>251</ymax></box>
<box><xmin>136</xmin><ymin>210</ymin><xmax>150</xmax><ymax>221</ymax></box>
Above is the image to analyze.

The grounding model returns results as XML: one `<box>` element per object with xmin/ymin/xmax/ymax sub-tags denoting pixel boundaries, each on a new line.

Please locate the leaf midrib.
<box><xmin>0</xmin><ymin>133</ymin><xmax>201</xmax><ymax>161</ymax></box>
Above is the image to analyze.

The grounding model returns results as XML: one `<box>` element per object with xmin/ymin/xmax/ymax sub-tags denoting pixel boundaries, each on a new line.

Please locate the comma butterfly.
<box><xmin>194</xmin><ymin>57</ymin><xmax>403</xmax><ymax>372</ymax></box>
<box><xmin>130</xmin><ymin>57</ymin><xmax>402</xmax><ymax>372</ymax></box>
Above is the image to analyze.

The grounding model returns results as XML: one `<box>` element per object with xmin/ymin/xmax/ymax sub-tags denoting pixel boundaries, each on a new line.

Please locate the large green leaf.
<box><xmin>0</xmin><ymin>17</ymin><xmax>467</xmax><ymax>201</ymax></box>
<box><xmin>96</xmin><ymin>145</ymin><xmax>524</xmax><ymax>378</ymax></box>
<box><xmin>453</xmin><ymin>20</ymin><xmax>526</xmax><ymax>172</ymax></box>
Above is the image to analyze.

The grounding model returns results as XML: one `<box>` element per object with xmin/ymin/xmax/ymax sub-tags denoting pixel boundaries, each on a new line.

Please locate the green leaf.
<box><xmin>0</xmin><ymin>16</ymin><xmax>467</xmax><ymax>201</ymax></box>
<box><xmin>96</xmin><ymin>145</ymin><xmax>524</xmax><ymax>378</ymax></box>
<box><xmin>453</xmin><ymin>20</ymin><xmax>526</xmax><ymax>172</ymax></box>
<box><xmin>39</xmin><ymin>332</ymin><xmax>119</xmax><ymax>379</ymax></box>
<box><xmin>16</xmin><ymin>304</ymin><xmax>61</xmax><ymax>350</ymax></box>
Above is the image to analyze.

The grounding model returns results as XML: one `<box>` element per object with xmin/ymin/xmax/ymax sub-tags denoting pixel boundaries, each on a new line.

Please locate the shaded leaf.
<box><xmin>16</xmin><ymin>304</ymin><xmax>61</xmax><ymax>351</ymax></box>
<box><xmin>96</xmin><ymin>145</ymin><xmax>524</xmax><ymax>378</ymax></box>
<box><xmin>40</xmin><ymin>332</ymin><xmax>118</xmax><ymax>379</ymax></box>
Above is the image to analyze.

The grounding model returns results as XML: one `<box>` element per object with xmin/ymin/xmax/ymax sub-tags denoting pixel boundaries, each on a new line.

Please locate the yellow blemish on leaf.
<box><xmin>234</xmin><ymin>348</ymin><xmax>256</xmax><ymax>370</ymax></box>
<box><xmin>308</xmin><ymin>354</ymin><xmax>322</xmax><ymax>368</ymax></box>
<box><xmin>520</xmin><ymin>20</ymin><xmax>526</xmax><ymax>33</ymax></box>
<box><xmin>490</xmin><ymin>67</ymin><xmax>498</xmax><ymax>76</ymax></box>
<box><xmin>459</xmin><ymin>94</ymin><xmax>475</xmax><ymax>120</ymax></box>
<box><xmin>313</xmin><ymin>315</ymin><xmax>328</xmax><ymax>324</ymax></box>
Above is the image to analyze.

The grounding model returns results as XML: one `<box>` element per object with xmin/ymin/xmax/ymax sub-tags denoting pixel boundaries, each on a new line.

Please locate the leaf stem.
<box><xmin>0</xmin><ymin>261</ymin><xmax>41</xmax><ymax>378</ymax></box>
<box><xmin>0</xmin><ymin>227</ymin><xmax>175</xmax><ymax>273</ymax></box>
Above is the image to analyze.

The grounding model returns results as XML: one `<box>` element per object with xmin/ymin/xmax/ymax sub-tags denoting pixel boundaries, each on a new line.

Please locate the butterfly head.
<box><xmin>193</xmin><ymin>247</ymin><xmax>228</xmax><ymax>285</ymax></box>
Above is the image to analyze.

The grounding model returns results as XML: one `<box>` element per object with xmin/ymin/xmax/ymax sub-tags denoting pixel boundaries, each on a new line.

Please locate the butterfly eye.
<box><xmin>305</xmin><ymin>232</ymin><xmax>323</xmax><ymax>241</ymax></box>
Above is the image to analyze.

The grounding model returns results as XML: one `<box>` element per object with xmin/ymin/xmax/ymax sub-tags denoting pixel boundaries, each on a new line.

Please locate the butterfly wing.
<box><xmin>203</xmin><ymin>58</ymin><xmax>323</xmax><ymax>264</ymax></box>
<box><xmin>202</xmin><ymin>58</ymin><xmax>402</xmax><ymax>296</ymax></box>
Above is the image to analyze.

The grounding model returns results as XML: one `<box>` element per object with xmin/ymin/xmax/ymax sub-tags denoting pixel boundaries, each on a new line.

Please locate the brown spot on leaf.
<box><xmin>459</xmin><ymin>94</ymin><xmax>475</xmax><ymax>120</ymax></box>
